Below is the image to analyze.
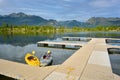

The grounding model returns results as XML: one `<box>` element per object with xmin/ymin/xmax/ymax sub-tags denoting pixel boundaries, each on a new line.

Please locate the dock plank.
<box><xmin>37</xmin><ymin>41</ymin><xmax>85</xmax><ymax>46</ymax></box>
<box><xmin>0</xmin><ymin>59</ymin><xmax>58</xmax><ymax>80</ymax></box>
<box><xmin>44</xmin><ymin>39</ymin><xmax>98</xmax><ymax>80</ymax></box>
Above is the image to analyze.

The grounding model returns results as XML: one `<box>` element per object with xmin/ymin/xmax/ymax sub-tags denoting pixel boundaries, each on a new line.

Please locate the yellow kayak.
<box><xmin>25</xmin><ymin>53</ymin><xmax>40</xmax><ymax>67</ymax></box>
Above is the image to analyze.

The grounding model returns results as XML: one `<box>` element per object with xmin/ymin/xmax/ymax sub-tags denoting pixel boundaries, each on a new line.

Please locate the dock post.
<box><xmin>62</xmin><ymin>45</ymin><xmax>65</xmax><ymax>48</ymax></box>
<box><xmin>44</xmin><ymin>44</ymin><xmax>48</xmax><ymax>47</ymax></box>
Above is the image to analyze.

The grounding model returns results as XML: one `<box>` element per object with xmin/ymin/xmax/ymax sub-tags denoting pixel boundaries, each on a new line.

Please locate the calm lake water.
<box><xmin>0</xmin><ymin>32</ymin><xmax>120</xmax><ymax>79</ymax></box>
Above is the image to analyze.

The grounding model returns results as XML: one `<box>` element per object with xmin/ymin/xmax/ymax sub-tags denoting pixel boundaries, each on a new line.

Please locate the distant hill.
<box><xmin>0</xmin><ymin>12</ymin><xmax>120</xmax><ymax>27</ymax></box>
<box><xmin>0</xmin><ymin>12</ymin><xmax>47</xmax><ymax>25</ymax></box>
<box><xmin>87</xmin><ymin>17</ymin><xmax>120</xmax><ymax>27</ymax></box>
<box><xmin>58</xmin><ymin>20</ymin><xmax>86</xmax><ymax>28</ymax></box>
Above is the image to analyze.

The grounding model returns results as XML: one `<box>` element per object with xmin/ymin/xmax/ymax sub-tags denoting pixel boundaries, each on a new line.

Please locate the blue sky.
<box><xmin>0</xmin><ymin>0</ymin><xmax>120</xmax><ymax>21</ymax></box>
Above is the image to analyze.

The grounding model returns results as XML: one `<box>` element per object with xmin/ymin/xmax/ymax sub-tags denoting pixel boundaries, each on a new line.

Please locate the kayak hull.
<box><xmin>40</xmin><ymin>56</ymin><xmax>53</xmax><ymax>67</ymax></box>
<box><xmin>25</xmin><ymin>53</ymin><xmax>40</xmax><ymax>67</ymax></box>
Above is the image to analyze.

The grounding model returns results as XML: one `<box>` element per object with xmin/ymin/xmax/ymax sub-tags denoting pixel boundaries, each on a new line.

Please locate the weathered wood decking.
<box><xmin>37</xmin><ymin>41</ymin><xmax>85</xmax><ymax>49</ymax></box>
<box><xmin>62</xmin><ymin>37</ymin><xmax>91</xmax><ymax>41</ymax></box>
<box><xmin>0</xmin><ymin>38</ymin><xmax>120</xmax><ymax>80</ymax></box>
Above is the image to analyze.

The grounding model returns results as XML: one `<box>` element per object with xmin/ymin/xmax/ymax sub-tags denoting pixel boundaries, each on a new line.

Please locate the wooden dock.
<box><xmin>0</xmin><ymin>38</ymin><xmax>120</xmax><ymax>80</ymax></box>
<box><xmin>37</xmin><ymin>41</ymin><xmax>85</xmax><ymax>49</ymax></box>
<box><xmin>62</xmin><ymin>37</ymin><xmax>91</xmax><ymax>41</ymax></box>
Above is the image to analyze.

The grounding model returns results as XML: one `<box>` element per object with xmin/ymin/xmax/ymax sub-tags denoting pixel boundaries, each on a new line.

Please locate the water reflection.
<box><xmin>0</xmin><ymin>32</ymin><xmax>120</xmax><ymax>46</ymax></box>
<box><xmin>106</xmin><ymin>39</ymin><xmax>120</xmax><ymax>46</ymax></box>
<box><xmin>0</xmin><ymin>35</ymin><xmax>56</xmax><ymax>46</ymax></box>
<box><xmin>0</xmin><ymin>44</ymin><xmax>76</xmax><ymax>65</ymax></box>
<box><xmin>63</xmin><ymin>32</ymin><xmax>120</xmax><ymax>38</ymax></box>
<box><xmin>109</xmin><ymin>54</ymin><xmax>120</xmax><ymax>75</ymax></box>
<box><xmin>108</xmin><ymin>48</ymin><xmax>120</xmax><ymax>75</ymax></box>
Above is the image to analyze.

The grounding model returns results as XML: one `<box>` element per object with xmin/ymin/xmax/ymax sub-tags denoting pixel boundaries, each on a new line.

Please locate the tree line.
<box><xmin>72</xmin><ymin>25</ymin><xmax>120</xmax><ymax>32</ymax></box>
<box><xmin>0</xmin><ymin>23</ymin><xmax>120</xmax><ymax>34</ymax></box>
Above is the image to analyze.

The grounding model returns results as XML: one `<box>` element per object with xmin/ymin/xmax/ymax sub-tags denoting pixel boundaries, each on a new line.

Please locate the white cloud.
<box><xmin>89</xmin><ymin>0</ymin><xmax>119</xmax><ymax>8</ymax></box>
<box><xmin>20</xmin><ymin>8</ymin><xmax>39</xmax><ymax>12</ymax></box>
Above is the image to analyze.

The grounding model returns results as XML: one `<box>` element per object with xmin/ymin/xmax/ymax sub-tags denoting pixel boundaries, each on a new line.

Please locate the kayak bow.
<box><xmin>25</xmin><ymin>53</ymin><xmax>40</xmax><ymax>67</ymax></box>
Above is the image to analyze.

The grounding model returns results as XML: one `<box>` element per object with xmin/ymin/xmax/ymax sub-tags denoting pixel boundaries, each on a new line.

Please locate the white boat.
<box><xmin>40</xmin><ymin>53</ymin><xmax>53</xmax><ymax>67</ymax></box>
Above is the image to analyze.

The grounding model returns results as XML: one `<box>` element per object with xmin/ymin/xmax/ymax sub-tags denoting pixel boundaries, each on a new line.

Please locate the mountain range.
<box><xmin>0</xmin><ymin>12</ymin><xmax>120</xmax><ymax>27</ymax></box>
